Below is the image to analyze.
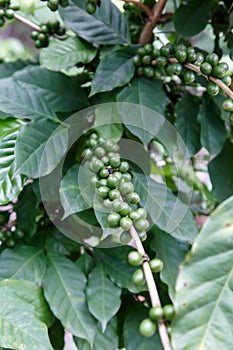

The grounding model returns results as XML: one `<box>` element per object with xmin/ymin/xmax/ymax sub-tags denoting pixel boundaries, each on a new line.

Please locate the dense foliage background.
<box><xmin>0</xmin><ymin>0</ymin><xmax>233</xmax><ymax>349</ymax></box>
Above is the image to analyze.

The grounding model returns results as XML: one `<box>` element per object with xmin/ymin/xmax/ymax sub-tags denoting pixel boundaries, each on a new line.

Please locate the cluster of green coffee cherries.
<box><xmin>0</xmin><ymin>0</ymin><xmax>19</xmax><ymax>27</ymax></box>
<box><xmin>82</xmin><ymin>132</ymin><xmax>150</xmax><ymax>240</ymax></box>
<box><xmin>0</xmin><ymin>227</ymin><xmax>24</xmax><ymax>249</ymax></box>
<box><xmin>128</xmin><ymin>250</ymin><xmax>175</xmax><ymax>337</ymax></box>
<box><xmin>40</xmin><ymin>0</ymin><xmax>69</xmax><ymax>12</ymax></box>
<box><xmin>30</xmin><ymin>20</ymin><xmax>66</xmax><ymax>49</ymax></box>
<box><xmin>133</xmin><ymin>42</ymin><xmax>231</xmax><ymax>97</ymax></box>
<box><xmin>85</xmin><ymin>0</ymin><xmax>101</xmax><ymax>14</ymax></box>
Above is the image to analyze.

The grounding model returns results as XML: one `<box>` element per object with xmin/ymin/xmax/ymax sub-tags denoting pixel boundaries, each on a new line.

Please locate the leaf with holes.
<box><xmin>15</xmin><ymin>118</ymin><xmax>69</xmax><ymax>178</ymax></box>
<box><xmin>40</xmin><ymin>37</ymin><xmax>97</xmax><ymax>72</ymax></box>
<box><xmin>86</xmin><ymin>264</ymin><xmax>121</xmax><ymax>331</ymax></box>
<box><xmin>43</xmin><ymin>253</ymin><xmax>97</xmax><ymax>347</ymax></box>
<box><xmin>60</xmin><ymin>0</ymin><xmax>130</xmax><ymax>45</ymax></box>
<box><xmin>172</xmin><ymin>195</ymin><xmax>233</xmax><ymax>350</ymax></box>
<box><xmin>0</xmin><ymin>129</ymin><xmax>26</xmax><ymax>205</ymax></box>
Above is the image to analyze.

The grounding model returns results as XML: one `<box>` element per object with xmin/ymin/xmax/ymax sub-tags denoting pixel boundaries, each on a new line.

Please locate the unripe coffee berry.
<box><xmin>149</xmin><ymin>258</ymin><xmax>163</xmax><ymax>273</ymax></box>
<box><xmin>107</xmin><ymin>212</ymin><xmax>121</xmax><ymax>228</ymax></box>
<box><xmin>139</xmin><ymin>319</ymin><xmax>156</xmax><ymax>338</ymax></box>
<box><xmin>128</xmin><ymin>251</ymin><xmax>143</xmax><ymax>266</ymax></box>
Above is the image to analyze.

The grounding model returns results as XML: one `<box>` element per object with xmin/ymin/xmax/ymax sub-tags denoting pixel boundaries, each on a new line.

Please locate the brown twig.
<box><xmin>14</xmin><ymin>13</ymin><xmax>41</xmax><ymax>32</ymax></box>
<box><xmin>158</xmin><ymin>12</ymin><xmax>173</xmax><ymax>23</ymax></box>
<box><xmin>123</xmin><ymin>0</ymin><xmax>152</xmax><ymax>18</ymax></box>
<box><xmin>129</xmin><ymin>225</ymin><xmax>172</xmax><ymax>350</ymax></box>
<box><xmin>138</xmin><ymin>0</ymin><xmax>168</xmax><ymax>45</ymax></box>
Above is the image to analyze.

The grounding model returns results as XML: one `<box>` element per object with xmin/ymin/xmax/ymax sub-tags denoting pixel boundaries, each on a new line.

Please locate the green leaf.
<box><xmin>13</xmin><ymin>66</ymin><xmax>89</xmax><ymax>112</ymax></box>
<box><xmin>172</xmin><ymin>195</ymin><xmax>233</xmax><ymax>350</ymax></box>
<box><xmin>175</xmin><ymin>92</ymin><xmax>201</xmax><ymax>156</ymax></box>
<box><xmin>15</xmin><ymin>118</ymin><xmax>69</xmax><ymax>178</ymax></box>
<box><xmin>14</xmin><ymin>183</ymin><xmax>38</xmax><ymax>238</ymax></box>
<box><xmin>43</xmin><ymin>253</ymin><xmax>97</xmax><ymax>347</ymax></box>
<box><xmin>0</xmin><ymin>130</ymin><xmax>26</xmax><ymax>205</ymax></box>
<box><xmin>0</xmin><ymin>286</ymin><xmax>53</xmax><ymax>350</ymax></box>
<box><xmin>48</xmin><ymin>318</ymin><xmax>65</xmax><ymax>350</ymax></box>
<box><xmin>74</xmin><ymin>317</ymin><xmax>118</xmax><ymax>350</ymax></box>
<box><xmin>86</xmin><ymin>263</ymin><xmax>121</xmax><ymax>331</ymax></box>
<box><xmin>117</xmin><ymin>77</ymin><xmax>167</xmax><ymax>114</ymax></box>
<box><xmin>94</xmin><ymin>247</ymin><xmax>147</xmax><ymax>293</ymax></box>
<box><xmin>123</xmin><ymin>300</ymin><xmax>163</xmax><ymax>350</ymax></box>
<box><xmin>94</xmin><ymin>104</ymin><xmax>124</xmax><ymax>141</ymax></box>
<box><xmin>0</xmin><ymin>59</ymin><xmax>30</xmax><ymax>78</ymax></box>
<box><xmin>40</xmin><ymin>36</ymin><xmax>97</xmax><ymax>72</ymax></box>
<box><xmin>59</xmin><ymin>164</ymin><xmax>92</xmax><ymax>218</ymax></box>
<box><xmin>173</xmin><ymin>0</ymin><xmax>212</xmax><ymax>36</ymax></box>
<box><xmin>209</xmin><ymin>140</ymin><xmax>233</xmax><ymax>201</ymax></box>
<box><xmin>0</xmin><ymin>279</ymin><xmax>54</xmax><ymax>327</ymax></box>
<box><xmin>0</xmin><ymin>78</ymin><xmax>56</xmax><ymax>119</ymax></box>
<box><xmin>0</xmin><ymin>118</ymin><xmax>25</xmax><ymax>140</ymax></box>
<box><xmin>59</xmin><ymin>0</ymin><xmax>130</xmax><ymax>45</ymax></box>
<box><xmin>90</xmin><ymin>46</ymin><xmax>136</xmax><ymax>95</ymax></box>
<box><xmin>0</xmin><ymin>245</ymin><xmax>46</xmax><ymax>284</ymax></box>
<box><xmin>150</xmin><ymin>228</ymin><xmax>189</xmax><ymax>301</ymax></box>
<box><xmin>132</xmin><ymin>172</ymin><xmax>198</xmax><ymax>243</ymax></box>
<box><xmin>198</xmin><ymin>94</ymin><xmax>226</xmax><ymax>158</ymax></box>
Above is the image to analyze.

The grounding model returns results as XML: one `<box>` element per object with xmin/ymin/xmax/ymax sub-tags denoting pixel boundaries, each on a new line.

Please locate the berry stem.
<box><xmin>122</xmin><ymin>0</ymin><xmax>152</xmax><ymax>18</ymax></box>
<box><xmin>13</xmin><ymin>13</ymin><xmax>41</xmax><ymax>32</ymax></box>
<box><xmin>129</xmin><ymin>224</ymin><xmax>172</xmax><ymax>350</ymax></box>
<box><xmin>138</xmin><ymin>0</ymin><xmax>168</xmax><ymax>45</ymax></box>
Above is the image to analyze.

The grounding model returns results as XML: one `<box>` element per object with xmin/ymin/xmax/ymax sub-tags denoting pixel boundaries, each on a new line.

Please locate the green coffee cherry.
<box><xmin>119</xmin><ymin>202</ymin><xmax>131</xmax><ymax>216</ymax></box>
<box><xmin>109</xmin><ymin>189</ymin><xmax>121</xmax><ymax>200</ymax></box>
<box><xmin>133</xmin><ymin>55</ymin><xmax>141</xmax><ymax>67</ymax></box>
<box><xmin>163</xmin><ymin>304</ymin><xmax>176</xmax><ymax>321</ymax></box>
<box><xmin>128</xmin><ymin>251</ymin><xmax>143</xmax><ymax>266</ymax></box>
<box><xmin>94</xmin><ymin>146</ymin><xmax>106</xmax><ymax>158</ymax></box>
<box><xmin>143</xmin><ymin>67</ymin><xmax>154</xmax><ymax>78</ymax></box>
<box><xmin>222</xmin><ymin>99</ymin><xmax>233</xmax><ymax>112</ymax></box>
<box><xmin>207</xmin><ymin>82</ymin><xmax>219</xmax><ymax>96</ymax></box>
<box><xmin>144</xmin><ymin>43</ymin><xmax>153</xmax><ymax>54</ymax></box>
<box><xmin>212</xmin><ymin>63</ymin><xmax>227</xmax><ymax>78</ymax></box>
<box><xmin>149</xmin><ymin>306</ymin><xmax>164</xmax><ymax>321</ymax></box>
<box><xmin>120</xmin><ymin>231</ymin><xmax>132</xmax><ymax>244</ymax></box>
<box><xmin>97</xmin><ymin>186</ymin><xmax>110</xmax><ymax>199</ymax></box>
<box><xmin>139</xmin><ymin>319</ymin><xmax>156</xmax><ymax>338</ymax></box>
<box><xmin>107</xmin><ymin>212</ymin><xmax>121</xmax><ymax>228</ymax></box>
<box><xmin>183</xmin><ymin>70</ymin><xmax>195</xmax><ymax>83</ymax></box>
<box><xmin>127</xmin><ymin>192</ymin><xmax>140</xmax><ymax>204</ymax></box>
<box><xmin>149</xmin><ymin>258</ymin><xmax>163</xmax><ymax>273</ymax></box>
<box><xmin>175</xmin><ymin>49</ymin><xmax>187</xmax><ymax>63</ymax></box>
<box><xmin>99</xmin><ymin>168</ymin><xmax>109</xmax><ymax>178</ymax></box>
<box><xmin>120</xmin><ymin>217</ymin><xmax>133</xmax><ymax>230</ymax></box>
<box><xmin>200</xmin><ymin>62</ymin><xmax>212</xmax><ymax>75</ymax></box>
<box><xmin>205</xmin><ymin>53</ymin><xmax>219</xmax><ymax>67</ymax></box>
<box><xmin>119</xmin><ymin>181</ymin><xmax>134</xmax><ymax>194</ymax></box>
<box><xmin>221</xmin><ymin>75</ymin><xmax>231</xmax><ymax>86</ymax></box>
<box><xmin>141</xmin><ymin>55</ymin><xmax>152</xmax><ymax>66</ymax></box>
<box><xmin>132</xmin><ymin>268</ymin><xmax>145</xmax><ymax>286</ymax></box>
<box><xmin>135</xmin><ymin>218</ymin><xmax>149</xmax><ymax>231</ymax></box>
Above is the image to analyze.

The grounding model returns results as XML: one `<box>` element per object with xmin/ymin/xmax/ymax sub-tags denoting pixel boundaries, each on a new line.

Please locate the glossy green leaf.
<box><xmin>198</xmin><ymin>94</ymin><xmax>226</xmax><ymax>158</ymax></box>
<box><xmin>15</xmin><ymin>118</ymin><xmax>69</xmax><ymax>178</ymax></box>
<box><xmin>172</xmin><ymin>195</ymin><xmax>233</xmax><ymax>350</ymax></box>
<box><xmin>0</xmin><ymin>245</ymin><xmax>46</xmax><ymax>283</ymax></box>
<box><xmin>174</xmin><ymin>0</ymin><xmax>212</xmax><ymax>36</ymax></box>
<box><xmin>123</xmin><ymin>300</ymin><xmax>163</xmax><ymax>350</ymax></box>
<box><xmin>40</xmin><ymin>36</ymin><xmax>97</xmax><ymax>72</ymax></box>
<box><xmin>74</xmin><ymin>317</ymin><xmax>118</xmax><ymax>350</ymax></box>
<box><xmin>13</xmin><ymin>66</ymin><xmax>89</xmax><ymax>112</ymax></box>
<box><xmin>43</xmin><ymin>254</ymin><xmax>97</xmax><ymax>347</ymax></box>
<box><xmin>150</xmin><ymin>228</ymin><xmax>189</xmax><ymax>301</ymax></box>
<box><xmin>0</xmin><ymin>286</ymin><xmax>53</xmax><ymax>350</ymax></box>
<box><xmin>209</xmin><ymin>140</ymin><xmax>233</xmax><ymax>201</ymax></box>
<box><xmin>86</xmin><ymin>264</ymin><xmax>121</xmax><ymax>331</ymax></box>
<box><xmin>175</xmin><ymin>92</ymin><xmax>201</xmax><ymax>156</ymax></box>
<box><xmin>14</xmin><ymin>183</ymin><xmax>38</xmax><ymax>238</ymax></box>
<box><xmin>117</xmin><ymin>77</ymin><xmax>167</xmax><ymax>114</ymax></box>
<box><xmin>94</xmin><ymin>103</ymin><xmax>124</xmax><ymax>141</ymax></box>
<box><xmin>60</xmin><ymin>0</ymin><xmax>130</xmax><ymax>45</ymax></box>
<box><xmin>0</xmin><ymin>279</ymin><xmax>54</xmax><ymax>327</ymax></box>
<box><xmin>0</xmin><ymin>130</ymin><xmax>26</xmax><ymax>205</ymax></box>
<box><xmin>0</xmin><ymin>59</ymin><xmax>31</xmax><ymax>78</ymax></box>
<box><xmin>0</xmin><ymin>118</ymin><xmax>25</xmax><ymax>140</ymax></box>
<box><xmin>94</xmin><ymin>247</ymin><xmax>147</xmax><ymax>293</ymax></box>
<box><xmin>0</xmin><ymin>78</ymin><xmax>56</xmax><ymax>119</ymax></box>
<box><xmin>133</xmin><ymin>172</ymin><xmax>198</xmax><ymax>243</ymax></box>
<box><xmin>90</xmin><ymin>46</ymin><xmax>136</xmax><ymax>95</ymax></box>
<box><xmin>60</xmin><ymin>164</ymin><xmax>92</xmax><ymax>218</ymax></box>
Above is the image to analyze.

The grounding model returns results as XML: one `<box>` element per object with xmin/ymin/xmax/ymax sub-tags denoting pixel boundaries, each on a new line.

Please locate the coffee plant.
<box><xmin>0</xmin><ymin>0</ymin><xmax>233</xmax><ymax>349</ymax></box>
